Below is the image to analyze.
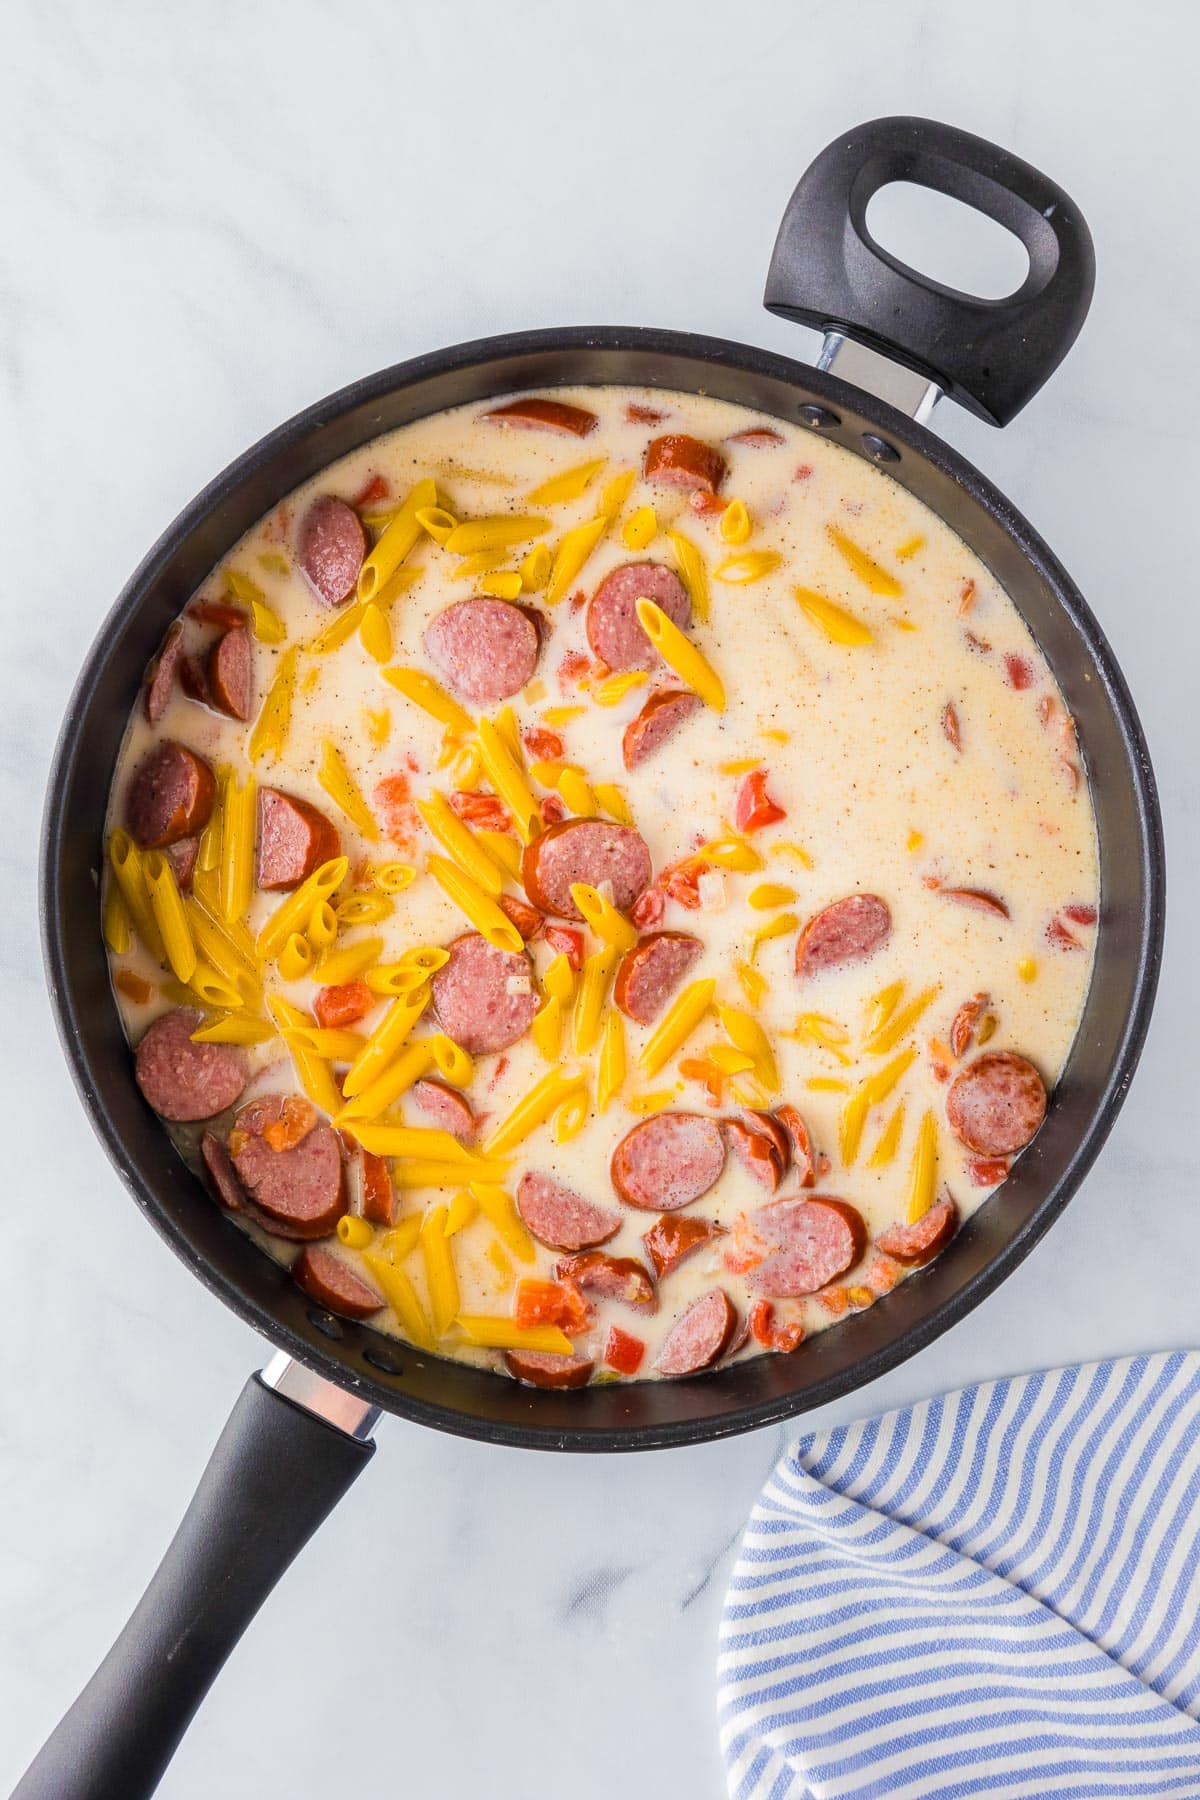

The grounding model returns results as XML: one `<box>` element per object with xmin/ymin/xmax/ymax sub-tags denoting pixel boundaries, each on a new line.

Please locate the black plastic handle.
<box><xmin>12</xmin><ymin>1374</ymin><xmax>374</xmax><ymax>1800</ymax></box>
<box><xmin>764</xmin><ymin>115</ymin><xmax>1095</xmax><ymax>426</ymax></box>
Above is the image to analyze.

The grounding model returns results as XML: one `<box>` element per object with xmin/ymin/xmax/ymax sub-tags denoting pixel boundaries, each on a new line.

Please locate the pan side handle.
<box><xmin>13</xmin><ymin>1365</ymin><xmax>377</xmax><ymax>1800</ymax></box>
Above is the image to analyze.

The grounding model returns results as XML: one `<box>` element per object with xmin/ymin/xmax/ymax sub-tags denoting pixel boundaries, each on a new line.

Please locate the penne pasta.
<box><xmin>906</xmin><ymin>1110</ymin><xmax>938</xmax><ymax>1222</ymax></box>
<box><xmin>484</xmin><ymin>1067</ymin><xmax>587</xmax><ymax>1157</ymax></box>
<box><xmin>306</xmin><ymin>900</ymin><xmax>339</xmax><ymax>951</ymax></box>
<box><xmin>622</xmin><ymin>505</ymin><xmax>657</xmax><ymax>551</ymax></box>
<box><xmin>218</xmin><ymin>770</ymin><xmax>256</xmax><ymax>926</ymax></box>
<box><xmin>224</xmin><ymin>566</ymin><xmax>266</xmax><ymax>607</ymax></box>
<box><xmin>393</xmin><ymin>1159</ymin><xmax>512</xmax><ymax>1189</ymax></box>
<box><xmin>593</xmin><ymin>782</ymin><xmax>633</xmax><ymax>827</ymax></box>
<box><xmin>258</xmin><ymin>857</ymin><xmax>348</xmax><ymax>961</ymax></box>
<box><xmin>542</xmin><ymin>952</ymin><xmax>576</xmax><ymax>1005</ymax></box>
<box><xmin>108</xmin><ymin>830</ymin><xmax>165</xmax><ymax>963</ymax></box>
<box><xmin>284</xmin><ymin>1024</ymin><xmax>366</xmax><ymax>1061</ymax></box>
<box><xmin>531</xmin><ymin>996</ymin><xmax>563</xmax><ymax>1061</ymax></box>
<box><xmin>699</xmin><ymin>836</ymin><xmax>763</xmax><ymax>872</ymax></box>
<box><xmin>478</xmin><ymin>570</ymin><xmax>522</xmax><ymax>599</ymax></box>
<box><xmin>666</xmin><ymin>528</ymin><xmax>710</xmax><ymax>624</ymax></box>
<box><xmin>557</xmin><ymin>766</ymin><xmax>596</xmax><ymax>817</ymax></box>
<box><xmin>418</xmin><ymin>792</ymin><xmax>507</xmax><ymax>896</ymax></box>
<box><xmin>426</xmin><ymin>854</ymin><xmax>523</xmax><ymax>954</ymax></box>
<box><xmin>332</xmin><ymin>891</ymin><xmax>393</xmax><ymax>928</ymax></box>
<box><xmin>569</xmin><ymin>882</ymin><xmax>637</xmax><ymax>951</ymax></box>
<box><xmin>639</xmin><ymin>978</ymin><xmax>716</xmax><ymax>1076</ymax></box>
<box><xmin>248</xmin><ymin>645</ymin><xmax>298</xmax><ymax>762</ymax></box>
<box><xmin>469</xmin><ymin>1183</ymin><xmax>536</xmax><ymax>1263</ymax></box>
<box><xmin>527</xmin><ymin>459</ymin><xmax>606</xmax><ymax>505</ymax></box>
<box><xmin>359</xmin><ymin>603</ymin><xmax>392</xmax><ymax>664</ymax></box>
<box><xmin>344</xmin><ymin>1124</ymin><xmax>472</xmax><ymax>1161</ymax></box>
<box><xmin>719</xmin><ymin>499</ymin><xmax>751</xmax><ymax>545</ymax></box>
<box><xmin>380</xmin><ymin>666</ymin><xmax>473</xmax><ymax>734</ymax></box>
<box><xmin>277</xmin><ymin>932</ymin><xmax>314</xmax><ymax>983</ymax></box>
<box><xmin>361</xmin><ymin>1250</ymin><xmax>433</xmax><ymax>1347</ymax></box>
<box><xmin>420</xmin><ymin>1204</ymin><xmax>461</xmax><ymax>1336</ymax></box>
<box><xmin>452</xmin><ymin>548</ymin><xmax>507</xmax><ymax>581</ymax></box>
<box><xmin>714</xmin><ymin>550</ymin><xmax>782</xmax><ymax>584</ymax></box>
<box><xmin>455</xmin><ymin>1316</ymin><xmax>572</xmax><ymax>1354</ymax></box>
<box><xmin>868</xmin><ymin>1103</ymin><xmax>906</xmax><ymax>1168</ymax></box>
<box><xmin>314</xmin><ymin>935</ymin><xmax>384</xmax><ymax>985</ymax></box>
<box><xmin>827</xmin><ymin>524</ymin><xmax>903</xmax><ymax>597</ymax></box>
<box><xmin>196</xmin><ymin>799</ymin><xmax>222</xmax><ymax>875</ymax></box>
<box><xmin>444</xmin><ymin>1189</ymin><xmax>479</xmax><ymax>1236</ymax></box>
<box><xmin>337</xmin><ymin>1215</ymin><xmax>374</xmax><ymax>1251</ymax></box>
<box><xmin>443</xmin><ymin>515</ymin><xmax>550</xmax><ymax>555</ymax></box>
<box><xmin>716</xmin><ymin>1004</ymin><xmax>779</xmax><ymax>1094</ymax></box>
<box><xmin>143</xmin><ymin>851</ymin><xmax>197</xmax><ymax>983</ymax></box>
<box><xmin>573</xmin><ymin>945</ymin><xmax>619</xmax><ymax>1056</ymax></box>
<box><xmin>553</xmin><ymin>1089</ymin><xmax>589</xmax><ymax>1144</ymax></box>
<box><xmin>429</xmin><ymin>1032</ymin><xmax>473</xmax><ymax>1088</ymax></box>
<box><xmin>358</xmin><ymin>477</ymin><xmax>437</xmax><ymax>602</ymax></box>
<box><xmin>596</xmin><ymin>1010</ymin><xmax>625</xmax><ymax>1112</ymax></box>
<box><xmin>266</xmin><ymin>996</ymin><xmax>343</xmax><ymax>1116</ymax></box>
<box><xmin>250</xmin><ymin>598</ymin><xmax>286</xmax><ymax>644</ymax></box>
<box><xmin>545</xmin><ymin>514</ymin><xmax>607</xmax><ymax>605</ymax></box>
<box><xmin>747</xmin><ymin>882</ymin><xmax>796</xmax><ymax>909</ymax></box>
<box><xmin>865</xmin><ymin>985</ymin><xmax>939</xmax><ymax>1057</ymax></box>
<box><xmin>591</xmin><ymin>670</ymin><xmax>648</xmax><ymax>707</ymax></box>
<box><xmin>793</xmin><ymin>585</ymin><xmax>873</xmax><ymax>648</ymax></box>
<box><xmin>341</xmin><ymin>986</ymin><xmax>431</xmax><ymax>1098</ymax></box>
<box><xmin>519</xmin><ymin>541</ymin><xmax>551</xmax><ymax>592</ymax></box>
<box><xmin>381</xmin><ymin>1215</ymin><xmax>424</xmax><ymax>1261</ymax></box>
<box><xmin>634</xmin><ymin>599</ymin><xmax>725</xmax><ymax>711</ymax></box>
<box><xmin>334</xmin><ymin>1040</ymin><xmax>437</xmax><ymax>1125</ymax></box>
<box><xmin>318</xmin><ymin>740</ymin><xmax>379</xmax><ymax>841</ymax></box>
<box><xmin>190</xmin><ymin>1014</ymin><xmax>276</xmax><ymax>1046</ymax></box>
<box><xmin>102</xmin><ymin>883</ymin><xmax>133</xmax><ymax>956</ymax></box>
<box><xmin>414</xmin><ymin>504</ymin><xmax>458</xmax><ymax>545</ymax></box>
<box><xmin>599</xmin><ymin>467</ymin><xmax>636</xmax><ymax>525</ymax></box>
<box><xmin>476</xmin><ymin>829</ymin><xmax>522</xmax><ymax>880</ymax></box>
<box><xmin>476</xmin><ymin>716</ymin><xmax>541</xmax><ymax>843</ymax></box>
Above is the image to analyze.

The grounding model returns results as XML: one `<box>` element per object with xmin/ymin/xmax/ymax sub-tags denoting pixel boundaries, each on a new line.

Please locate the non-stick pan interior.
<box><xmin>41</xmin><ymin>329</ymin><xmax>1164</xmax><ymax>1450</ymax></box>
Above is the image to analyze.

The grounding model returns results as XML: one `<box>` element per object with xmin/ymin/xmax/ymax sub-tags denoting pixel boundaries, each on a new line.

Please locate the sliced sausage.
<box><xmin>586</xmin><ymin>562</ymin><xmax>691</xmax><ymax>672</ymax></box>
<box><xmin>553</xmin><ymin>1252</ymin><xmax>656</xmax><ymax>1311</ymax></box>
<box><xmin>144</xmin><ymin>621</ymin><xmax>185</xmax><ymax>724</ymax></box>
<box><xmin>877</xmin><ymin>1194</ymin><xmax>959</xmax><ymax>1266</ymax></box>
<box><xmin>135</xmin><ymin>1008</ymin><xmax>247</xmax><ymax>1122</ymax></box>
<box><xmin>207</xmin><ymin>627</ymin><xmax>253</xmax><ymax>721</ymax></box>
<box><xmin>166</xmin><ymin>835</ymin><xmax>200</xmax><ymax>893</ymax></box>
<box><xmin>643</xmin><ymin>434</ymin><xmax>728</xmax><ymax>495</ymax></box>
<box><xmin>775</xmin><ymin>1104</ymin><xmax>816</xmax><ymax>1187</ymax></box>
<box><xmin>946</xmin><ymin>1051</ymin><xmax>1047</xmax><ymax>1156</ymax></box>
<box><xmin>745</xmin><ymin>1197</ymin><xmax>867</xmax><ymax>1298</ymax></box>
<box><xmin>411</xmin><ymin>1077</ymin><xmax>477</xmax><ymax>1144</ymax></box>
<box><xmin>257</xmin><ymin>788</ymin><xmax>342</xmax><ymax>891</ymax></box>
<box><xmin>503</xmin><ymin>1348</ymin><xmax>595</xmax><ymax>1388</ymax></box>
<box><xmin>482</xmin><ymin>397</ymin><xmax>598</xmax><ymax>437</ymax></box>
<box><xmin>230</xmin><ymin>1095</ymin><xmax>346</xmax><ymax>1239</ymax></box>
<box><xmin>516</xmin><ymin>1171</ymin><xmax>621</xmax><ymax>1252</ymax></box>
<box><xmin>641</xmin><ymin>1213</ymin><xmax>725</xmax><ymax>1280</ymax></box>
<box><xmin>423</xmin><ymin>599</ymin><xmax>540</xmax><ymax>706</ymax></box>
<box><xmin>358</xmin><ymin>1146</ymin><xmax>396</xmax><ymax>1226</ymax></box>
<box><xmin>125</xmin><ymin>741</ymin><xmax>215</xmax><ymax>850</ymax></box>
<box><xmin>723</xmin><ymin>1113</ymin><xmax>790</xmax><ymax>1193</ymax></box>
<box><xmin>727</xmin><ymin>426</ymin><xmax>785</xmax><ymax>447</ymax></box>
<box><xmin>654</xmin><ymin>1288</ymin><xmax>737</xmax><ymax>1375</ymax></box>
<box><xmin>298</xmin><ymin>495</ymin><xmax>367</xmax><ymax>608</ymax></box>
<box><xmin>622</xmin><ymin>689</ymin><xmax>701</xmax><ymax>771</ymax></box>
<box><xmin>200</xmin><ymin>1128</ymin><xmax>248</xmax><ymax>1211</ymax></box>
<box><xmin>795</xmin><ymin>894</ymin><xmax>892</xmax><ymax>979</ymax></box>
<box><xmin>292</xmin><ymin>1245</ymin><xmax>383</xmax><ymax>1319</ymax></box>
<box><xmin>521</xmin><ymin>819</ymin><xmax>651</xmax><ymax>920</ymax></box>
<box><xmin>430</xmin><ymin>932</ymin><xmax>539</xmax><ymax>1055</ymax></box>
<box><xmin>498</xmin><ymin>894</ymin><xmax>544</xmax><ymax>942</ymax></box>
<box><xmin>611</xmin><ymin>1113</ymin><xmax>726</xmax><ymax>1212</ymax></box>
<box><xmin>939</xmin><ymin>887</ymin><xmax>1010</xmax><ymax>918</ymax></box>
<box><xmin>614</xmin><ymin>931</ymin><xmax>703</xmax><ymax>1026</ymax></box>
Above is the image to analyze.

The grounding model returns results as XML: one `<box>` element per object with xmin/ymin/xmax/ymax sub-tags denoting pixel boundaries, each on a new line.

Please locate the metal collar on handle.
<box><xmin>817</xmin><ymin>331</ymin><xmax>941</xmax><ymax>423</ymax></box>
<box><xmin>261</xmin><ymin>1351</ymin><xmax>381</xmax><ymax>1442</ymax></box>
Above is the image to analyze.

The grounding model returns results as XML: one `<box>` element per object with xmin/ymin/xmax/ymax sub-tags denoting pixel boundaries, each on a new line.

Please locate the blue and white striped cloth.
<box><xmin>718</xmin><ymin>1353</ymin><xmax>1200</xmax><ymax>1799</ymax></box>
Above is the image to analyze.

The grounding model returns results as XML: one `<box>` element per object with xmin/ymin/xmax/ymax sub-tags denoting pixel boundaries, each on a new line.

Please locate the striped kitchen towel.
<box><xmin>718</xmin><ymin>1353</ymin><xmax>1200</xmax><ymax>1799</ymax></box>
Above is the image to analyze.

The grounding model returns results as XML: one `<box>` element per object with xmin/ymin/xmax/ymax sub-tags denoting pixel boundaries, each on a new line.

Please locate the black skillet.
<box><xmin>18</xmin><ymin>117</ymin><xmax>1164</xmax><ymax>1798</ymax></box>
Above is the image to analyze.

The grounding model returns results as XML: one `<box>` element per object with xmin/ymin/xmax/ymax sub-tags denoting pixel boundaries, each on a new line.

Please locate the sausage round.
<box><xmin>207</xmin><ymin>627</ymin><xmax>253</xmax><ymax>721</ymax></box>
<box><xmin>723</xmin><ymin>1113</ymin><xmax>790</xmax><ymax>1193</ymax></box>
<box><xmin>946</xmin><ymin>1051</ymin><xmax>1047</xmax><ymax>1156</ymax></box>
<box><xmin>230</xmin><ymin>1095</ymin><xmax>346</xmax><ymax>1239</ymax></box>
<box><xmin>357</xmin><ymin>1146</ymin><xmax>396</xmax><ymax>1226</ymax></box>
<box><xmin>745</xmin><ymin>1197</ymin><xmax>867</xmax><ymax>1298</ymax></box>
<box><xmin>144</xmin><ymin>621</ymin><xmax>185</xmax><ymax>725</ymax></box>
<box><xmin>200</xmin><ymin>1128</ymin><xmax>248</xmax><ymax>1212</ymax></box>
<box><xmin>775</xmin><ymin>1104</ymin><xmax>816</xmax><ymax>1187</ymax></box>
<box><xmin>430</xmin><ymin>932</ymin><xmax>539</xmax><ymax>1055</ymax></box>
<box><xmin>877</xmin><ymin>1194</ymin><xmax>960</xmax><ymax>1266</ymax></box>
<box><xmin>411</xmin><ymin>1077</ymin><xmax>477</xmax><ymax>1144</ymax></box>
<box><xmin>166</xmin><ymin>835</ymin><xmax>200</xmax><ymax>893</ymax></box>
<box><xmin>135</xmin><ymin>1008</ymin><xmax>247</xmax><ymax>1122</ymax></box>
<box><xmin>611</xmin><ymin>1113</ymin><xmax>726</xmax><ymax>1212</ymax></box>
<box><xmin>795</xmin><ymin>894</ymin><xmax>892</xmax><ymax>979</ymax></box>
<box><xmin>503</xmin><ymin>1348</ymin><xmax>595</xmax><ymax>1388</ymax></box>
<box><xmin>622</xmin><ymin>689</ymin><xmax>701</xmax><ymax>771</ymax></box>
<box><xmin>516</xmin><ymin>1171</ymin><xmax>621</xmax><ymax>1251</ymax></box>
<box><xmin>521</xmin><ymin>819</ymin><xmax>651</xmax><ymax>920</ymax></box>
<box><xmin>586</xmin><ymin>562</ymin><xmax>691</xmax><ymax>672</ymax></box>
<box><xmin>654</xmin><ymin>1288</ymin><xmax>737</xmax><ymax>1375</ymax></box>
<box><xmin>423</xmin><ymin>599</ymin><xmax>540</xmax><ymax>706</ymax></box>
<box><xmin>292</xmin><ymin>1245</ymin><xmax>383</xmax><ymax>1319</ymax></box>
<box><xmin>553</xmin><ymin>1251</ymin><xmax>656</xmax><ymax>1310</ymax></box>
<box><xmin>482</xmin><ymin>397</ymin><xmax>598</xmax><ymax>436</ymax></box>
<box><xmin>257</xmin><ymin>788</ymin><xmax>342</xmax><ymax>891</ymax></box>
<box><xmin>125</xmin><ymin>741</ymin><xmax>216</xmax><ymax>850</ymax></box>
<box><xmin>614</xmin><ymin>931</ymin><xmax>703</xmax><ymax>1026</ymax></box>
<box><xmin>298</xmin><ymin>495</ymin><xmax>367</xmax><ymax>608</ymax></box>
<box><xmin>643</xmin><ymin>434</ymin><xmax>728</xmax><ymax>495</ymax></box>
<box><xmin>641</xmin><ymin>1213</ymin><xmax>725</xmax><ymax>1280</ymax></box>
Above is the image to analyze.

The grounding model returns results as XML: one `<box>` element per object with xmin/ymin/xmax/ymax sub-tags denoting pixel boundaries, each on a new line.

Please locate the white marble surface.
<box><xmin>1</xmin><ymin>2</ymin><xmax>1196</xmax><ymax>1794</ymax></box>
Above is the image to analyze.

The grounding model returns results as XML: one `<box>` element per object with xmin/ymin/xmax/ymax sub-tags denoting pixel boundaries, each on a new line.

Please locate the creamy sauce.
<box><xmin>104</xmin><ymin>386</ymin><xmax>1098</xmax><ymax>1382</ymax></box>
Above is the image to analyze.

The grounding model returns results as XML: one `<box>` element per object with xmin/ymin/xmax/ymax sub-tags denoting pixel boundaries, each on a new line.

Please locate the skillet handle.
<box><xmin>764</xmin><ymin>115</ymin><xmax>1095</xmax><ymax>426</ymax></box>
<box><xmin>12</xmin><ymin>1371</ymin><xmax>375</xmax><ymax>1800</ymax></box>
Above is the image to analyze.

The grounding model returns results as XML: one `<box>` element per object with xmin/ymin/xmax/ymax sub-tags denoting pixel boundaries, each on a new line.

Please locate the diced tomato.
<box><xmin>722</xmin><ymin>1214</ymin><xmax>769</xmax><ymax>1275</ymax></box>
<box><xmin>523</xmin><ymin>726</ymin><xmax>565</xmax><ymax>763</ymax></box>
<box><xmin>819</xmin><ymin>1286</ymin><xmax>850</xmax><ymax>1316</ymax></box>
<box><xmin>626</xmin><ymin>402</ymin><xmax>668</xmax><ymax>424</ymax></box>
<box><xmin>545</xmin><ymin>926</ymin><xmax>584</xmax><ymax>970</ymax></box>
<box><xmin>352</xmin><ymin>472</ymin><xmax>390</xmax><ymax>508</ymax></box>
<box><xmin>313</xmin><ymin>980</ymin><xmax>373</xmax><ymax>1030</ymax></box>
<box><xmin>541</xmin><ymin>794</ymin><xmax>568</xmax><ymax>824</ymax></box>
<box><xmin>630</xmin><ymin>887</ymin><xmax>666</xmax><ymax>930</ymax></box>
<box><xmin>749</xmin><ymin>1300</ymin><xmax>804</xmax><ymax>1353</ymax></box>
<box><xmin>557</xmin><ymin>651</ymin><xmax>592</xmax><ymax>689</ymax></box>
<box><xmin>970</xmin><ymin>1157</ymin><xmax>1010</xmax><ymax>1187</ymax></box>
<box><xmin>1062</xmin><ymin>902</ymin><xmax>1097</xmax><ymax>926</ymax></box>
<box><xmin>865</xmin><ymin>1254</ymin><xmax>901</xmax><ymax>1296</ymax></box>
<box><xmin>793</xmin><ymin>464</ymin><xmax>813</xmax><ymax>481</ymax></box>
<box><xmin>658</xmin><ymin>856</ymin><xmax>705</xmax><ymax>910</ymax></box>
<box><xmin>262</xmin><ymin>1096</ymin><xmax>318</xmax><ymax>1153</ymax></box>
<box><xmin>498</xmin><ymin>895</ymin><xmax>543</xmax><ymax>941</ymax></box>
<box><xmin>604</xmin><ymin>1325</ymin><xmax>646</xmax><ymax>1375</ymax></box>
<box><xmin>688</xmin><ymin>489</ymin><xmax>725</xmax><ymax>515</ymax></box>
<box><xmin>189</xmin><ymin>599</ymin><xmax>248</xmax><ymax>629</ymax></box>
<box><xmin>449</xmin><ymin>790</ymin><xmax>512</xmax><ymax>833</ymax></box>
<box><xmin>373</xmin><ymin>772</ymin><xmax>416</xmax><ymax>852</ymax></box>
<box><xmin>1004</xmin><ymin>652</ymin><xmax>1035</xmax><ymax>691</ymax></box>
<box><xmin>679</xmin><ymin>1056</ymin><xmax>726</xmax><ymax>1107</ymax></box>
<box><xmin>734</xmin><ymin>770</ymin><xmax>786</xmax><ymax>834</ymax></box>
<box><xmin>514</xmin><ymin>1279</ymin><xmax>593</xmax><ymax>1335</ymax></box>
<box><xmin>114</xmin><ymin>969</ymin><xmax>154</xmax><ymax>1005</ymax></box>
